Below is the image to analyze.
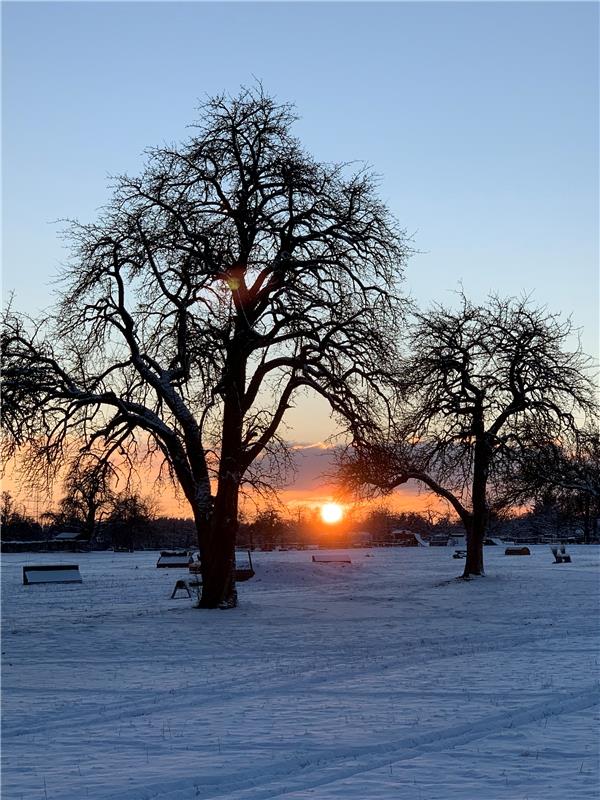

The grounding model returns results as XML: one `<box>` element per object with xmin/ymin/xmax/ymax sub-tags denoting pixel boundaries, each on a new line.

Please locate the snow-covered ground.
<box><xmin>2</xmin><ymin>546</ymin><xmax>599</xmax><ymax>800</ymax></box>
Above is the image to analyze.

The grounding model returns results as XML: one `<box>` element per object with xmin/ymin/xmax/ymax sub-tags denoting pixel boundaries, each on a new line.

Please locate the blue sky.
<box><xmin>3</xmin><ymin>1</ymin><xmax>598</xmax><ymax>442</ymax></box>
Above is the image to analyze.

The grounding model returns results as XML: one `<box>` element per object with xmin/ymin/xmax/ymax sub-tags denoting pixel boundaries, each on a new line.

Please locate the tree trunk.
<box><xmin>463</xmin><ymin>517</ymin><xmax>485</xmax><ymax>577</ymax></box>
<box><xmin>198</xmin><ymin>476</ymin><xmax>238</xmax><ymax>608</ymax></box>
<box><xmin>198</xmin><ymin>342</ymin><xmax>245</xmax><ymax>608</ymax></box>
<box><xmin>84</xmin><ymin>504</ymin><xmax>97</xmax><ymax>540</ymax></box>
<box><xmin>463</xmin><ymin>421</ymin><xmax>489</xmax><ymax>578</ymax></box>
<box><xmin>198</xmin><ymin>539</ymin><xmax>236</xmax><ymax>608</ymax></box>
<box><xmin>583</xmin><ymin>496</ymin><xmax>590</xmax><ymax>545</ymax></box>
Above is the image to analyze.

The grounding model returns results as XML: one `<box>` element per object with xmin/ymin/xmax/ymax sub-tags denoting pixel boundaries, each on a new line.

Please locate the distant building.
<box><xmin>53</xmin><ymin>531</ymin><xmax>87</xmax><ymax>542</ymax></box>
<box><xmin>51</xmin><ymin>531</ymin><xmax>90</xmax><ymax>551</ymax></box>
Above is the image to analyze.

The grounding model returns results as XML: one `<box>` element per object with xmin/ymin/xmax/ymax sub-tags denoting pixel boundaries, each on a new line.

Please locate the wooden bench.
<box><xmin>235</xmin><ymin>550</ymin><xmax>255</xmax><ymax>581</ymax></box>
<box><xmin>312</xmin><ymin>555</ymin><xmax>352</xmax><ymax>564</ymax></box>
<box><xmin>505</xmin><ymin>546</ymin><xmax>530</xmax><ymax>556</ymax></box>
<box><xmin>551</xmin><ymin>545</ymin><xmax>572</xmax><ymax>564</ymax></box>
<box><xmin>188</xmin><ymin>553</ymin><xmax>255</xmax><ymax>582</ymax></box>
<box><xmin>170</xmin><ymin>578</ymin><xmax>201</xmax><ymax>599</ymax></box>
<box><xmin>452</xmin><ymin>549</ymin><xmax>467</xmax><ymax>559</ymax></box>
<box><xmin>23</xmin><ymin>564</ymin><xmax>82</xmax><ymax>585</ymax></box>
<box><xmin>156</xmin><ymin>551</ymin><xmax>193</xmax><ymax>568</ymax></box>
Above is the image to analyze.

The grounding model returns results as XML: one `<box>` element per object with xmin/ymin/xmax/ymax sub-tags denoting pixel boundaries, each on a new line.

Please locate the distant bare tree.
<box><xmin>106</xmin><ymin>492</ymin><xmax>156</xmax><ymax>551</ymax></box>
<box><xmin>0</xmin><ymin>491</ymin><xmax>39</xmax><ymax>542</ymax></box>
<box><xmin>42</xmin><ymin>455</ymin><xmax>116</xmax><ymax>538</ymax></box>
<box><xmin>2</xmin><ymin>86</ymin><xmax>408</xmax><ymax>607</ymax></box>
<box><xmin>339</xmin><ymin>294</ymin><xmax>597</xmax><ymax>577</ymax></box>
<box><xmin>1</xmin><ymin>490</ymin><xmax>16</xmax><ymax>527</ymax></box>
<box><xmin>507</xmin><ymin>428</ymin><xmax>600</xmax><ymax>542</ymax></box>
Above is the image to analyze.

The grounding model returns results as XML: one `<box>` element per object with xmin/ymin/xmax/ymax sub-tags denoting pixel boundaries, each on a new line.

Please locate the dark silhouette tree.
<box><xmin>245</xmin><ymin>507</ymin><xmax>289</xmax><ymax>550</ymax></box>
<box><xmin>0</xmin><ymin>491</ymin><xmax>40</xmax><ymax>542</ymax></box>
<box><xmin>2</xmin><ymin>86</ymin><xmax>408</xmax><ymax>607</ymax></box>
<box><xmin>505</xmin><ymin>428</ymin><xmax>600</xmax><ymax>543</ymax></box>
<box><xmin>105</xmin><ymin>492</ymin><xmax>156</xmax><ymax>551</ymax></box>
<box><xmin>338</xmin><ymin>294</ymin><xmax>597</xmax><ymax>577</ymax></box>
<box><xmin>43</xmin><ymin>455</ymin><xmax>116</xmax><ymax>539</ymax></box>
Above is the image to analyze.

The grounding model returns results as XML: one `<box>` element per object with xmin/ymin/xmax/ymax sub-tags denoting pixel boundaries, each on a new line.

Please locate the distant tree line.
<box><xmin>2</xmin><ymin>474</ymin><xmax>597</xmax><ymax>553</ymax></box>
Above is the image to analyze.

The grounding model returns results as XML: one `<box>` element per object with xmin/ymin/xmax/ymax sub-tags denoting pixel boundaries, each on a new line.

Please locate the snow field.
<box><xmin>2</xmin><ymin>546</ymin><xmax>599</xmax><ymax>799</ymax></box>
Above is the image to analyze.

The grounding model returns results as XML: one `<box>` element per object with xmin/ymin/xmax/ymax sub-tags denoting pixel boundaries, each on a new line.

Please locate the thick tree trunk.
<box><xmin>198</xmin><ymin>339</ymin><xmax>245</xmax><ymax>609</ymax></box>
<box><xmin>198</xmin><ymin>480</ymin><xmax>239</xmax><ymax>608</ymax></box>
<box><xmin>463</xmin><ymin>421</ymin><xmax>489</xmax><ymax>578</ymax></box>
<box><xmin>84</xmin><ymin>504</ymin><xmax>97</xmax><ymax>540</ymax></box>
<box><xmin>463</xmin><ymin>516</ymin><xmax>485</xmax><ymax>577</ymax></box>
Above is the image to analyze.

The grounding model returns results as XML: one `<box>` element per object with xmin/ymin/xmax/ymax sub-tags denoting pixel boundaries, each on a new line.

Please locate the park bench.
<box><xmin>551</xmin><ymin>545</ymin><xmax>572</xmax><ymax>564</ymax></box>
<box><xmin>22</xmin><ymin>564</ymin><xmax>82</xmax><ymax>585</ymax></box>
<box><xmin>187</xmin><ymin>551</ymin><xmax>255</xmax><ymax>582</ymax></box>
<box><xmin>505</xmin><ymin>546</ymin><xmax>530</xmax><ymax>556</ymax></box>
<box><xmin>452</xmin><ymin>549</ymin><xmax>467</xmax><ymax>559</ymax></box>
<box><xmin>235</xmin><ymin>550</ymin><xmax>255</xmax><ymax>581</ymax></box>
<box><xmin>156</xmin><ymin>551</ymin><xmax>193</xmax><ymax>568</ymax></box>
<box><xmin>170</xmin><ymin>578</ymin><xmax>201</xmax><ymax>599</ymax></box>
<box><xmin>312</xmin><ymin>555</ymin><xmax>352</xmax><ymax>564</ymax></box>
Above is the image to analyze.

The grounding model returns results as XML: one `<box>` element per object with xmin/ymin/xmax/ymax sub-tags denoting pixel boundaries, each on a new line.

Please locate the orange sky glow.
<box><xmin>3</xmin><ymin>440</ymin><xmax>449</xmax><ymax>524</ymax></box>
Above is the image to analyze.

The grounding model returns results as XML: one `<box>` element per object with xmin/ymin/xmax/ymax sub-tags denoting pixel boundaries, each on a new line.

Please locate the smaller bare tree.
<box><xmin>43</xmin><ymin>455</ymin><xmax>116</xmax><ymax>539</ymax></box>
<box><xmin>106</xmin><ymin>492</ymin><xmax>156</xmax><ymax>551</ymax></box>
<box><xmin>338</xmin><ymin>293</ymin><xmax>597</xmax><ymax>577</ymax></box>
<box><xmin>506</xmin><ymin>428</ymin><xmax>600</xmax><ymax>542</ymax></box>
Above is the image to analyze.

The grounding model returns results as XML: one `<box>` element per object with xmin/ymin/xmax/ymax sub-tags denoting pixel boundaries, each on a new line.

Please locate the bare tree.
<box><xmin>2</xmin><ymin>86</ymin><xmax>408</xmax><ymax>607</ymax></box>
<box><xmin>43</xmin><ymin>455</ymin><xmax>116</xmax><ymax>539</ymax></box>
<box><xmin>338</xmin><ymin>293</ymin><xmax>597</xmax><ymax>577</ymax></box>
<box><xmin>0</xmin><ymin>491</ymin><xmax>39</xmax><ymax>542</ymax></box>
<box><xmin>106</xmin><ymin>492</ymin><xmax>156</xmax><ymax>551</ymax></box>
<box><xmin>506</xmin><ymin>428</ymin><xmax>600</xmax><ymax>542</ymax></box>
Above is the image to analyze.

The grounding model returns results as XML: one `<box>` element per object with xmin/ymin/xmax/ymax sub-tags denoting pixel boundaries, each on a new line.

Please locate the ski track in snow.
<box><xmin>2</xmin><ymin>546</ymin><xmax>599</xmax><ymax>800</ymax></box>
<box><xmin>81</xmin><ymin>685</ymin><xmax>600</xmax><ymax>800</ymax></box>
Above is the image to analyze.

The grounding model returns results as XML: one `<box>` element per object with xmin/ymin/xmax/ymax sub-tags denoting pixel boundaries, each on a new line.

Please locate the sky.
<box><xmin>2</xmin><ymin>1</ymin><xmax>599</xmax><ymax>515</ymax></box>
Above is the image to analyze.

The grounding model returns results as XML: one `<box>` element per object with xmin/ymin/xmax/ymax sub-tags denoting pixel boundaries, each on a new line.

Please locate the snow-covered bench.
<box><xmin>187</xmin><ymin>552</ymin><xmax>255</xmax><ymax>582</ymax></box>
<box><xmin>22</xmin><ymin>564</ymin><xmax>82</xmax><ymax>585</ymax></box>
<box><xmin>505</xmin><ymin>546</ymin><xmax>530</xmax><ymax>556</ymax></box>
<box><xmin>156</xmin><ymin>551</ymin><xmax>193</xmax><ymax>568</ymax></box>
<box><xmin>312</xmin><ymin>555</ymin><xmax>352</xmax><ymax>564</ymax></box>
<box><xmin>551</xmin><ymin>545</ymin><xmax>572</xmax><ymax>564</ymax></box>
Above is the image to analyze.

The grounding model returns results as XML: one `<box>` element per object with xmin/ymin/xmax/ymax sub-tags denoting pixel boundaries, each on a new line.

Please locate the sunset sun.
<box><xmin>320</xmin><ymin>503</ymin><xmax>344</xmax><ymax>524</ymax></box>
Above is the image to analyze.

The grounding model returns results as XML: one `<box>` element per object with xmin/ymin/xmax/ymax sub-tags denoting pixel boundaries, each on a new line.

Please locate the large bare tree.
<box><xmin>338</xmin><ymin>294</ymin><xmax>597</xmax><ymax>577</ymax></box>
<box><xmin>2</xmin><ymin>87</ymin><xmax>408</xmax><ymax>607</ymax></box>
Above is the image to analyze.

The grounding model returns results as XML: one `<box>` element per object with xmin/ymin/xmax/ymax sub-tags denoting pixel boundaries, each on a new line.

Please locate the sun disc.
<box><xmin>321</xmin><ymin>503</ymin><xmax>343</xmax><ymax>524</ymax></box>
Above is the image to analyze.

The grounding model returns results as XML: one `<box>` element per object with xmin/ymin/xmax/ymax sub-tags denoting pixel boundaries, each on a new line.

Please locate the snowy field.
<box><xmin>2</xmin><ymin>546</ymin><xmax>599</xmax><ymax>800</ymax></box>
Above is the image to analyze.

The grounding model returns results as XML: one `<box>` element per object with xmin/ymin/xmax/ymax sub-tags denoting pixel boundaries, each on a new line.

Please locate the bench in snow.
<box><xmin>452</xmin><ymin>549</ymin><xmax>467</xmax><ymax>559</ymax></box>
<box><xmin>505</xmin><ymin>546</ymin><xmax>530</xmax><ymax>556</ymax></box>
<box><xmin>234</xmin><ymin>550</ymin><xmax>255</xmax><ymax>581</ymax></box>
<box><xmin>170</xmin><ymin>578</ymin><xmax>200</xmax><ymax>599</ymax></box>
<box><xmin>23</xmin><ymin>564</ymin><xmax>82</xmax><ymax>585</ymax></box>
<box><xmin>551</xmin><ymin>545</ymin><xmax>572</xmax><ymax>564</ymax></box>
<box><xmin>312</xmin><ymin>555</ymin><xmax>352</xmax><ymax>564</ymax></box>
<box><xmin>484</xmin><ymin>537</ymin><xmax>505</xmax><ymax>546</ymax></box>
<box><xmin>156</xmin><ymin>552</ymin><xmax>193</xmax><ymax>568</ymax></box>
<box><xmin>187</xmin><ymin>552</ymin><xmax>255</xmax><ymax>582</ymax></box>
